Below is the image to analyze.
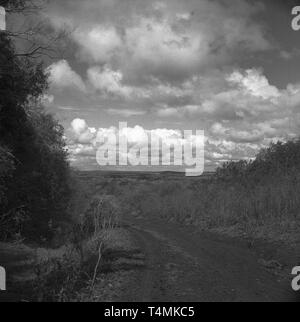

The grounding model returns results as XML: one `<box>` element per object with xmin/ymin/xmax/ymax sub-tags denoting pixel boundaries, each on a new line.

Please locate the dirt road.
<box><xmin>0</xmin><ymin>214</ymin><xmax>298</xmax><ymax>302</ymax></box>
<box><xmin>120</xmin><ymin>215</ymin><xmax>298</xmax><ymax>302</ymax></box>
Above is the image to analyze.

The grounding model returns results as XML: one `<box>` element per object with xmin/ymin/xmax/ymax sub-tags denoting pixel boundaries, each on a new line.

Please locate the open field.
<box><xmin>77</xmin><ymin>169</ymin><xmax>300</xmax><ymax>245</ymax></box>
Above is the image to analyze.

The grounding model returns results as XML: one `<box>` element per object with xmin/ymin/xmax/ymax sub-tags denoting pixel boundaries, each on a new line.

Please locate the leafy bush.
<box><xmin>34</xmin><ymin>249</ymin><xmax>83</xmax><ymax>302</ymax></box>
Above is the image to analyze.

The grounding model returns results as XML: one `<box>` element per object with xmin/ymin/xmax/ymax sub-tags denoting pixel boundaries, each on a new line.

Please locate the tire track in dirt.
<box><xmin>126</xmin><ymin>226</ymin><xmax>167</xmax><ymax>302</ymax></box>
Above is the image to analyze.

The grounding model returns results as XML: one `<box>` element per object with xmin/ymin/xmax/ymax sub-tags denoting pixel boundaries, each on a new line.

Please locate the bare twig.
<box><xmin>90</xmin><ymin>241</ymin><xmax>103</xmax><ymax>290</ymax></box>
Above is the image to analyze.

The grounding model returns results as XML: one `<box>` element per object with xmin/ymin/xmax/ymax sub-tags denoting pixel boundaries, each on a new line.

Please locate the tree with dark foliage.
<box><xmin>216</xmin><ymin>139</ymin><xmax>300</xmax><ymax>183</ymax></box>
<box><xmin>0</xmin><ymin>0</ymin><xmax>42</xmax><ymax>14</ymax></box>
<box><xmin>0</xmin><ymin>24</ymin><xmax>71</xmax><ymax>241</ymax></box>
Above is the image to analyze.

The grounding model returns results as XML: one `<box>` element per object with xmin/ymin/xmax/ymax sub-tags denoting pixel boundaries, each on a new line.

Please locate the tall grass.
<box><xmin>32</xmin><ymin>194</ymin><xmax>120</xmax><ymax>301</ymax></box>
<box><xmin>121</xmin><ymin>140</ymin><xmax>300</xmax><ymax>243</ymax></box>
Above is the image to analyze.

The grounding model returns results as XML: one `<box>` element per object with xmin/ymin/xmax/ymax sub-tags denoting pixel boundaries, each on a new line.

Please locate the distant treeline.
<box><xmin>0</xmin><ymin>33</ymin><xmax>71</xmax><ymax>241</ymax></box>
<box><xmin>216</xmin><ymin>140</ymin><xmax>300</xmax><ymax>183</ymax></box>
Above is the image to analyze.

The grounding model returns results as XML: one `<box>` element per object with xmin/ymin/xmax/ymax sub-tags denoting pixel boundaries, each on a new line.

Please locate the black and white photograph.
<box><xmin>0</xmin><ymin>0</ymin><xmax>300</xmax><ymax>305</ymax></box>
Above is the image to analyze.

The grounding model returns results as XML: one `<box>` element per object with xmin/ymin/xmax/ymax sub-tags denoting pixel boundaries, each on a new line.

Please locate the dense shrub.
<box><xmin>216</xmin><ymin>139</ymin><xmax>300</xmax><ymax>183</ymax></box>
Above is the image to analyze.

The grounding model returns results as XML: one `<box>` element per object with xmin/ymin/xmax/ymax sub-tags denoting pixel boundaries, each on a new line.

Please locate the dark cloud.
<box><xmin>45</xmin><ymin>0</ymin><xmax>272</xmax><ymax>85</ymax></box>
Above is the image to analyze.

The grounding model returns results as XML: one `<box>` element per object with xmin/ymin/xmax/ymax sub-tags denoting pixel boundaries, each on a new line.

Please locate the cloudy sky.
<box><xmin>10</xmin><ymin>0</ymin><xmax>300</xmax><ymax>171</ymax></box>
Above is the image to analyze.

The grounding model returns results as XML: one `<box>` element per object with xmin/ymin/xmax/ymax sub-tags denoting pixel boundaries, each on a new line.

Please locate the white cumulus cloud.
<box><xmin>47</xmin><ymin>60</ymin><xmax>86</xmax><ymax>92</ymax></box>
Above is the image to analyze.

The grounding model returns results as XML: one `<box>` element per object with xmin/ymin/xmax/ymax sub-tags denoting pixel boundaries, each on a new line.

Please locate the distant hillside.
<box><xmin>75</xmin><ymin>170</ymin><xmax>215</xmax><ymax>180</ymax></box>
